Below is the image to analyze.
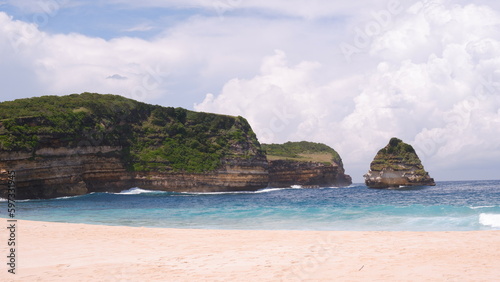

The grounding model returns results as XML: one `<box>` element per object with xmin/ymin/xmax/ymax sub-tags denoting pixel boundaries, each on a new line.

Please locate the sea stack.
<box><xmin>364</xmin><ymin>137</ymin><xmax>435</xmax><ymax>188</ymax></box>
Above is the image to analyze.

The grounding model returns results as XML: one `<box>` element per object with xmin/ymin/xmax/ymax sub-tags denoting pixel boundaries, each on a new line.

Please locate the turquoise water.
<box><xmin>2</xmin><ymin>181</ymin><xmax>500</xmax><ymax>231</ymax></box>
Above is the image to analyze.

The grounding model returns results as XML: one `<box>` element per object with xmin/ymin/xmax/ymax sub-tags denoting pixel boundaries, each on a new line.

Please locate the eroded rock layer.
<box><xmin>268</xmin><ymin>160</ymin><xmax>352</xmax><ymax>188</ymax></box>
<box><xmin>0</xmin><ymin>147</ymin><xmax>269</xmax><ymax>199</ymax></box>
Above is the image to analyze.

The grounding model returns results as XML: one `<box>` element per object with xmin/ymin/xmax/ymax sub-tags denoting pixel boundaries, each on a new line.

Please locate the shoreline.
<box><xmin>1</xmin><ymin>220</ymin><xmax>499</xmax><ymax>281</ymax></box>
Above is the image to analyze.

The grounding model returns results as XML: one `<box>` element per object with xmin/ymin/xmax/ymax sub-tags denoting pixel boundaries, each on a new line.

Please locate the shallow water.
<box><xmin>3</xmin><ymin>180</ymin><xmax>499</xmax><ymax>231</ymax></box>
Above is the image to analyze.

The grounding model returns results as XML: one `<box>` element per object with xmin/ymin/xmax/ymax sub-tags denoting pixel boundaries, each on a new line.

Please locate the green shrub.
<box><xmin>0</xmin><ymin>93</ymin><xmax>261</xmax><ymax>172</ymax></box>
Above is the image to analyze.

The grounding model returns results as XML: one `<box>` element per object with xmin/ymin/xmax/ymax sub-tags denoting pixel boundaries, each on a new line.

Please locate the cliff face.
<box><xmin>268</xmin><ymin>160</ymin><xmax>352</xmax><ymax>188</ymax></box>
<box><xmin>0</xmin><ymin>93</ymin><xmax>268</xmax><ymax>199</ymax></box>
<box><xmin>263</xmin><ymin>141</ymin><xmax>352</xmax><ymax>188</ymax></box>
<box><xmin>364</xmin><ymin>138</ymin><xmax>435</xmax><ymax>188</ymax></box>
<box><xmin>0</xmin><ymin>146</ymin><xmax>269</xmax><ymax>199</ymax></box>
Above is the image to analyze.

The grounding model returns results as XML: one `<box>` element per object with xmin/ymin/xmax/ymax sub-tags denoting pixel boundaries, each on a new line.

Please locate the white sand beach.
<box><xmin>1</xmin><ymin>220</ymin><xmax>499</xmax><ymax>281</ymax></box>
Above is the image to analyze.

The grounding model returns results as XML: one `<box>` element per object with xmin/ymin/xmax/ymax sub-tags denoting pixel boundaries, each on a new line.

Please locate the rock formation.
<box><xmin>0</xmin><ymin>94</ymin><xmax>355</xmax><ymax>199</ymax></box>
<box><xmin>263</xmin><ymin>141</ymin><xmax>352</xmax><ymax>188</ymax></box>
<box><xmin>0</xmin><ymin>93</ymin><xmax>268</xmax><ymax>199</ymax></box>
<box><xmin>364</xmin><ymin>137</ymin><xmax>435</xmax><ymax>188</ymax></box>
<box><xmin>268</xmin><ymin>160</ymin><xmax>352</xmax><ymax>188</ymax></box>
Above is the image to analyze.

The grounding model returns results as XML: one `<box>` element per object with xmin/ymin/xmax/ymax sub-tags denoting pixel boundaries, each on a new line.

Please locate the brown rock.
<box><xmin>0</xmin><ymin>146</ymin><xmax>269</xmax><ymax>199</ymax></box>
<box><xmin>268</xmin><ymin>160</ymin><xmax>352</xmax><ymax>188</ymax></box>
<box><xmin>364</xmin><ymin>137</ymin><xmax>435</xmax><ymax>188</ymax></box>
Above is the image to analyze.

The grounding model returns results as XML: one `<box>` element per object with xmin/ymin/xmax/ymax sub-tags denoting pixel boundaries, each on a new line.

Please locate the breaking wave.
<box><xmin>116</xmin><ymin>188</ymin><xmax>164</xmax><ymax>195</ymax></box>
<box><xmin>479</xmin><ymin>213</ymin><xmax>500</xmax><ymax>228</ymax></box>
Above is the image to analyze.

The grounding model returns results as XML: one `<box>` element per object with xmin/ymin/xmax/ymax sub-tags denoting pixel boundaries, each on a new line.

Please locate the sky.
<box><xmin>1</xmin><ymin>0</ymin><xmax>500</xmax><ymax>182</ymax></box>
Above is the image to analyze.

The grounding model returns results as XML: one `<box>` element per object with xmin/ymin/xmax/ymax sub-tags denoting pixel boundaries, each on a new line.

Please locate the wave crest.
<box><xmin>479</xmin><ymin>213</ymin><xmax>500</xmax><ymax>228</ymax></box>
<box><xmin>116</xmin><ymin>188</ymin><xmax>162</xmax><ymax>195</ymax></box>
<box><xmin>182</xmin><ymin>187</ymin><xmax>298</xmax><ymax>195</ymax></box>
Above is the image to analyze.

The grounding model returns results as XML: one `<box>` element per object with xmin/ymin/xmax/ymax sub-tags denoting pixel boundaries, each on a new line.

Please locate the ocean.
<box><xmin>3</xmin><ymin>180</ymin><xmax>500</xmax><ymax>231</ymax></box>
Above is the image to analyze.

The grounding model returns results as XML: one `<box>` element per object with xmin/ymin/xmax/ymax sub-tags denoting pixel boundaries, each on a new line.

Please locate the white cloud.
<box><xmin>196</xmin><ymin>50</ymin><xmax>333</xmax><ymax>140</ymax></box>
<box><xmin>106</xmin><ymin>74</ymin><xmax>128</xmax><ymax>80</ymax></box>
<box><xmin>0</xmin><ymin>12</ymin><xmax>178</xmax><ymax>102</ymax></box>
<box><xmin>0</xmin><ymin>8</ymin><xmax>346</xmax><ymax>105</ymax></box>
<box><xmin>196</xmin><ymin>2</ymin><xmax>500</xmax><ymax>181</ymax></box>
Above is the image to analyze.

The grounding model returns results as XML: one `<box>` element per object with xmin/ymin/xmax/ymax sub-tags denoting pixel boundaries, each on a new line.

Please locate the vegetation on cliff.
<box><xmin>0</xmin><ymin>93</ymin><xmax>262</xmax><ymax>173</ymax></box>
<box><xmin>262</xmin><ymin>141</ymin><xmax>342</xmax><ymax>165</ymax></box>
<box><xmin>369</xmin><ymin>137</ymin><xmax>424</xmax><ymax>173</ymax></box>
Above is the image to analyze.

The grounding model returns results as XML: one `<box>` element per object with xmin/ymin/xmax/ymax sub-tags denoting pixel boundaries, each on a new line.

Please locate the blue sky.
<box><xmin>1</xmin><ymin>0</ymin><xmax>500</xmax><ymax>182</ymax></box>
<box><xmin>2</xmin><ymin>1</ymin><xmax>197</xmax><ymax>39</ymax></box>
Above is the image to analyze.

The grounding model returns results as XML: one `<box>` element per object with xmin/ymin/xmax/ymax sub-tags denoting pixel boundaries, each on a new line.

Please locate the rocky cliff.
<box><xmin>0</xmin><ymin>93</ymin><xmax>268</xmax><ymax>199</ymax></box>
<box><xmin>263</xmin><ymin>141</ymin><xmax>352</xmax><ymax>188</ymax></box>
<box><xmin>364</xmin><ymin>138</ymin><xmax>435</xmax><ymax>188</ymax></box>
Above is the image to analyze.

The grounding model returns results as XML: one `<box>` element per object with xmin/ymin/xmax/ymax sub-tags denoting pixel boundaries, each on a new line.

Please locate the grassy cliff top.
<box><xmin>0</xmin><ymin>93</ymin><xmax>141</xmax><ymax>120</ymax></box>
<box><xmin>370</xmin><ymin>137</ymin><xmax>425</xmax><ymax>172</ymax></box>
<box><xmin>262</xmin><ymin>141</ymin><xmax>342</xmax><ymax>165</ymax></box>
<box><xmin>0</xmin><ymin>93</ymin><xmax>262</xmax><ymax>173</ymax></box>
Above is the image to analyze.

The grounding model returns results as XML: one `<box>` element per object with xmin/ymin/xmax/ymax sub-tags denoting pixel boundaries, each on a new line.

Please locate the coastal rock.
<box><xmin>0</xmin><ymin>93</ymin><xmax>268</xmax><ymax>199</ymax></box>
<box><xmin>263</xmin><ymin>141</ymin><xmax>352</xmax><ymax>188</ymax></box>
<box><xmin>364</xmin><ymin>138</ymin><xmax>435</xmax><ymax>188</ymax></box>
<box><xmin>268</xmin><ymin>160</ymin><xmax>352</xmax><ymax>188</ymax></box>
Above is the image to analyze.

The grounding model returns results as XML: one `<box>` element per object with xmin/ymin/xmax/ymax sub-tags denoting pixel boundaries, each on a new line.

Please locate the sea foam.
<box><xmin>470</xmin><ymin>205</ymin><xmax>495</xmax><ymax>210</ymax></box>
<box><xmin>182</xmin><ymin>187</ymin><xmax>287</xmax><ymax>195</ymax></box>
<box><xmin>117</xmin><ymin>188</ymin><xmax>162</xmax><ymax>195</ymax></box>
<box><xmin>479</xmin><ymin>213</ymin><xmax>500</xmax><ymax>228</ymax></box>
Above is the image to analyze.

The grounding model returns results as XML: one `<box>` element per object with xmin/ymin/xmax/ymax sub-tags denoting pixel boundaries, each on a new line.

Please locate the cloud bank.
<box><xmin>196</xmin><ymin>1</ymin><xmax>500</xmax><ymax>181</ymax></box>
<box><xmin>1</xmin><ymin>0</ymin><xmax>500</xmax><ymax>181</ymax></box>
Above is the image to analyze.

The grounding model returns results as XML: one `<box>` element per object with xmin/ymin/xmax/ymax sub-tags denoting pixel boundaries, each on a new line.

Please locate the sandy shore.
<box><xmin>1</xmin><ymin>220</ymin><xmax>499</xmax><ymax>281</ymax></box>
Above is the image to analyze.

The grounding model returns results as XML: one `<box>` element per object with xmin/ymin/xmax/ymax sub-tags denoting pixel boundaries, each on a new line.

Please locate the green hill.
<box><xmin>262</xmin><ymin>141</ymin><xmax>342</xmax><ymax>165</ymax></box>
<box><xmin>0</xmin><ymin>92</ymin><xmax>262</xmax><ymax>173</ymax></box>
